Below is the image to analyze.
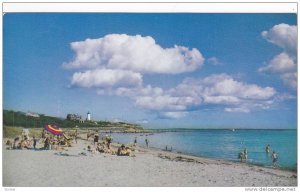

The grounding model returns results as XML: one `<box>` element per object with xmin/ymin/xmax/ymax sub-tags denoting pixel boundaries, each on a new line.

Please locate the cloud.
<box><xmin>63</xmin><ymin>33</ymin><xmax>284</xmax><ymax>119</ymax></box>
<box><xmin>71</xmin><ymin>69</ymin><xmax>143</xmax><ymax>88</ymax></box>
<box><xmin>175</xmin><ymin>74</ymin><xmax>276</xmax><ymax>102</ymax></box>
<box><xmin>161</xmin><ymin>111</ymin><xmax>189</xmax><ymax>119</ymax></box>
<box><xmin>224</xmin><ymin>107</ymin><xmax>250</xmax><ymax>113</ymax></box>
<box><xmin>274</xmin><ymin>92</ymin><xmax>296</xmax><ymax>101</ymax></box>
<box><xmin>114</xmin><ymin>85</ymin><xmax>164</xmax><ymax>97</ymax></box>
<box><xmin>136</xmin><ymin>119</ymin><xmax>149</xmax><ymax>124</ymax></box>
<box><xmin>207</xmin><ymin>57</ymin><xmax>223</xmax><ymax>66</ymax></box>
<box><xmin>261</xmin><ymin>23</ymin><xmax>297</xmax><ymax>55</ymax></box>
<box><xmin>259</xmin><ymin>23</ymin><xmax>297</xmax><ymax>90</ymax></box>
<box><xmin>258</xmin><ymin>52</ymin><xmax>296</xmax><ymax>73</ymax></box>
<box><xmin>64</xmin><ymin>34</ymin><xmax>205</xmax><ymax>74</ymax></box>
<box><xmin>258</xmin><ymin>52</ymin><xmax>297</xmax><ymax>90</ymax></box>
<box><xmin>134</xmin><ymin>95</ymin><xmax>201</xmax><ymax>111</ymax></box>
<box><xmin>107</xmin><ymin>73</ymin><xmax>277</xmax><ymax>118</ymax></box>
<box><xmin>280</xmin><ymin>72</ymin><xmax>297</xmax><ymax>89</ymax></box>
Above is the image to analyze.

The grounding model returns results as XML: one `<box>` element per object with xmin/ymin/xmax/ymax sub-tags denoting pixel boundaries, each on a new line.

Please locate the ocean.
<box><xmin>109</xmin><ymin>129</ymin><xmax>297</xmax><ymax>170</ymax></box>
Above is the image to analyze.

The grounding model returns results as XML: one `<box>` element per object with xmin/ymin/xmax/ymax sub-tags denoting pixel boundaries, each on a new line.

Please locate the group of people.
<box><xmin>238</xmin><ymin>144</ymin><xmax>279</xmax><ymax>167</ymax></box>
<box><xmin>91</xmin><ymin>133</ymin><xmax>113</xmax><ymax>148</ymax></box>
<box><xmin>86</xmin><ymin>133</ymin><xmax>134</xmax><ymax>156</ymax></box>
<box><xmin>5</xmin><ymin>129</ymin><xmax>34</xmax><ymax>150</ymax></box>
<box><xmin>266</xmin><ymin>144</ymin><xmax>278</xmax><ymax>167</ymax></box>
<box><xmin>134</xmin><ymin>136</ymin><xmax>173</xmax><ymax>152</ymax></box>
<box><xmin>41</xmin><ymin>130</ymin><xmax>74</xmax><ymax>150</ymax></box>
<box><xmin>238</xmin><ymin>148</ymin><xmax>248</xmax><ymax>162</ymax></box>
<box><xmin>5</xmin><ymin>129</ymin><xmax>76</xmax><ymax>151</ymax></box>
<box><xmin>133</xmin><ymin>136</ymin><xmax>149</xmax><ymax>148</ymax></box>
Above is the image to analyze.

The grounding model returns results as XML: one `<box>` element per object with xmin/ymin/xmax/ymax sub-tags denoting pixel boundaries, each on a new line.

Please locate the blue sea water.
<box><xmin>109</xmin><ymin>129</ymin><xmax>297</xmax><ymax>170</ymax></box>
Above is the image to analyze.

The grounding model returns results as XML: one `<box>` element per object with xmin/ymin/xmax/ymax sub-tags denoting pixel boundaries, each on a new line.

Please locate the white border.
<box><xmin>2</xmin><ymin>2</ymin><xmax>297</xmax><ymax>13</ymax></box>
<box><xmin>1</xmin><ymin>1</ymin><xmax>298</xmax><ymax>192</ymax></box>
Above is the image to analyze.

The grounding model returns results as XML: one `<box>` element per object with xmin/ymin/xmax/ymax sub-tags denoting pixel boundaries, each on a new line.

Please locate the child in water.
<box><xmin>265</xmin><ymin>144</ymin><xmax>270</xmax><ymax>153</ymax></box>
<box><xmin>272</xmin><ymin>151</ymin><xmax>278</xmax><ymax>167</ymax></box>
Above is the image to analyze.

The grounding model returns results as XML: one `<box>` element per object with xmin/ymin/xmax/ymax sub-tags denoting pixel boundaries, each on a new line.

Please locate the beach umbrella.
<box><xmin>44</xmin><ymin>124</ymin><xmax>63</xmax><ymax>135</ymax></box>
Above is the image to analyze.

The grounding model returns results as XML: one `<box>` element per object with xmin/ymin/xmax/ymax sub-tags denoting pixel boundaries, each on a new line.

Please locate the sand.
<box><xmin>3</xmin><ymin>138</ymin><xmax>297</xmax><ymax>187</ymax></box>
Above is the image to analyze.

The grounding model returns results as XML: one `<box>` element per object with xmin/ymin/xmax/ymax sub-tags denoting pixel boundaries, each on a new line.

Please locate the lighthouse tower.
<box><xmin>87</xmin><ymin>111</ymin><xmax>91</xmax><ymax>121</ymax></box>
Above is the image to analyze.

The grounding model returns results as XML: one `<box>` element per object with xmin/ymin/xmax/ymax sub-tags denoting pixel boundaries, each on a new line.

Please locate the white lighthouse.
<box><xmin>87</xmin><ymin>111</ymin><xmax>91</xmax><ymax>121</ymax></box>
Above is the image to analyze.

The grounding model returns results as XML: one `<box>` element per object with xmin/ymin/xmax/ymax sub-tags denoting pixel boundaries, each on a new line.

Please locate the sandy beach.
<box><xmin>3</xmin><ymin>138</ymin><xmax>297</xmax><ymax>187</ymax></box>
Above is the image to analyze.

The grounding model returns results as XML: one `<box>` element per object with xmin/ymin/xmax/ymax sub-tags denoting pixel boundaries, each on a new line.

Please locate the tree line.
<box><xmin>3</xmin><ymin>110</ymin><xmax>142</xmax><ymax>129</ymax></box>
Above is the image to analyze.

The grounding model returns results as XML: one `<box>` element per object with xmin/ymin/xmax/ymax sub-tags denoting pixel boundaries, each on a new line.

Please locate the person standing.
<box><xmin>33</xmin><ymin>136</ymin><xmax>37</xmax><ymax>149</ymax></box>
<box><xmin>75</xmin><ymin>129</ymin><xmax>78</xmax><ymax>144</ymax></box>
<box><xmin>75</xmin><ymin>134</ymin><xmax>78</xmax><ymax>144</ymax></box>
<box><xmin>145</xmin><ymin>138</ymin><xmax>149</xmax><ymax>148</ymax></box>
<box><xmin>134</xmin><ymin>137</ymin><xmax>137</xmax><ymax>146</ymax></box>
<box><xmin>265</xmin><ymin>144</ymin><xmax>271</xmax><ymax>153</ymax></box>
<box><xmin>44</xmin><ymin>137</ymin><xmax>50</xmax><ymax>150</ymax></box>
<box><xmin>94</xmin><ymin>134</ymin><xmax>99</xmax><ymax>147</ymax></box>
<box><xmin>106</xmin><ymin>135</ymin><xmax>112</xmax><ymax>149</ymax></box>
<box><xmin>272</xmin><ymin>151</ymin><xmax>278</xmax><ymax>167</ymax></box>
<box><xmin>244</xmin><ymin>148</ymin><xmax>248</xmax><ymax>160</ymax></box>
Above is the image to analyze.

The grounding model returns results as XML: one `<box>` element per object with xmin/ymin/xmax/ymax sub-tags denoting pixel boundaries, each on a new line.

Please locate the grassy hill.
<box><xmin>3</xmin><ymin>109</ymin><xmax>144</xmax><ymax>131</ymax></box>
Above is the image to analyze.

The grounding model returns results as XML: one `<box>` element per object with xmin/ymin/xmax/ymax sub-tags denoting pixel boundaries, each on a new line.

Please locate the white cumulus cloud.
<box><xmin>161</xmin><ymin>111</ymin><xmax>189</xmax><ymax>119</ymax></box>
<box><xmin>261</xmin><ymin>23</ymin><xmax>297</xmax><ymax>55</ymax></box>
<box><xmin>258</xmin><ymin>52</ymin><xmax>296</xmax><ymax>73</ymax></box>
<box><xmin>280</xmin><ymin>72</ymin><xmax>297</xmax><ymax>90</ymax></box>
<box><xmin>71</xmin><ymin>69</ymin><xmax>143</xmax><ymax>88</ymax></box>
<box><xmin>63</xmin><ymin>33</ymin><xmax>286</xmax><ymax>119</ymax></box>
<box><xmin>105</xmin><ymin>73</ymin><xmax>277</xmax><ymax>118</ymax></box>
<box><xmin>134</xmin><ymin>95</ymin><xmax>199</xmax><ymax>111</ymax></box>
<box><xmin>224</xmin><ymin>107</ymin><xmax>250</xmax><ymax>113</ymax></box>
<box><xmin>259</xmin><ymin>23</ymin><xmax>297</xmax><ymax>90</ymax></box>
<box><xmin>174</xmin><ymin>74</ymin><xmax>276</xmax><ymax>102</ymax></box>
<box><xmin>64</xmin><ymin>34</ymin><xmax>205</xmax><ymax>74</ymax></box>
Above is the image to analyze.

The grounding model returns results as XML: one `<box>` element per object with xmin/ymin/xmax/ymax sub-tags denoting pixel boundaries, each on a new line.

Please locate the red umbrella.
<box><xmin>44</xmin><ymin>124</ymin><xmax>63</xmax><ymax>135</ymax></box>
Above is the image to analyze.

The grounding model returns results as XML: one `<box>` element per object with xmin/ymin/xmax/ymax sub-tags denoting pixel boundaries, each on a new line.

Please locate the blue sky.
<box><xmin>3</xmin><ymin>13</ymin><xmax>297</xmax><ymax>129</ymax></box>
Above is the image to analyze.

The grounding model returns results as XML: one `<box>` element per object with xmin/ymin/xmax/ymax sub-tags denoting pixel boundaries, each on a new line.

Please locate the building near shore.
<box><xmin>67</xmin><ymin>114</ymin><xmax>83</xmax><ymax>122</ymax></box>
<box><xmin>26</xmin><ymin>111</ymin><xmax>40</xmax><ymax>118</ymax></box>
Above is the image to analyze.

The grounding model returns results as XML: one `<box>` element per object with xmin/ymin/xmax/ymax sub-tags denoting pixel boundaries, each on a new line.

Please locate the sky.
<box><xmin>3</xmin><ymin>13</ymin><xmax>297</xmax><ymax>129</ymax></box>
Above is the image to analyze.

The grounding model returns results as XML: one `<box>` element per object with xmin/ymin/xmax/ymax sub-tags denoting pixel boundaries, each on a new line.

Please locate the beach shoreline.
<box><xmin>143</xmin><ymin>145</ymin><xmax>297</xmax><ymax>172</ymax></box>
<box><xmin>3</xmin><ymin>137</ymin><xmax>297</xmax><ymax>187</ymax></box>
<box><xmin>141</xmin><ymin>146</ymin><xmax>297</xmax><ymax>172</ymax></box>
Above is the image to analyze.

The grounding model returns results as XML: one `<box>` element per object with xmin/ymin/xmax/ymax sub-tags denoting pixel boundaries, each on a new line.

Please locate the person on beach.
<box><xmin>145</xmin><ymin>138</ymin><xmax>149</xmax><ymax>148</ymax></box>
<box><xmin>106</xmin><ymin>135</ymin><xmax>112</xmax><ymax>149</ymax></box>
<box><xmin>94</xmin><ymin>134</ymin><xmax>99</xmax><ymax>146</ymax></box>
<box><xmin>244</xmin><ymin>148</ymin><xmax>248</xmax><ymax>160</ymax></box>
<box><xmin>265</xmin><ymin>144</ymin><xmax>270</xmax><ymax>153</ymax></box>
<box><xmin>272</xmin><ymin>151</ymin><xmax>278</xmax><ymax>167</ymax></box>
<box><xmin>13</xmin><ymin>137</ymin><xmax>20</xmax><ymax>149</ymax></box>
<box><xmin>134</xmin><ymin>137</ymin><xmax>137</xmax><ymax>146</ymax></box>
<box><xmin>238</xmin><ymin>151</ymin><xmax>245</xmax><ymax>162</ymax></box>
<box><xmin>5</xmin><ymin>140</ymin><xmax>12</xmax><ymax>147</ymax></box>
<box><xmin>44</xmin><ymin>137</ymin><xmax>50</xmax><ymax>150</ymax></box>
<box><xmin>33</xmin><ymin>136</ymin><xmax>37</xmax><ymax>149</ymax></box>
<box><xmin>87</xmin><ymin>145</ymin><xmax>92</xmax><ymax>152</ymax></box>
<box><xmin>75</xmin><ymin>134</ymin><xmax>78</xmax><ymax>144</ymax></box>
<box><xmin>74</xmin><ymin>130</ymin><xmax>78</xmax><ymax>144</ymax></box>
<box><xmin>117</xmin><ymin>144</ymin><xmax>126</xmax><ymax>156</ymax></box>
